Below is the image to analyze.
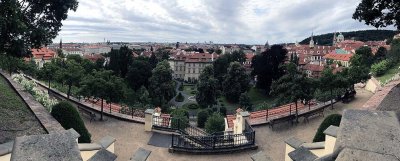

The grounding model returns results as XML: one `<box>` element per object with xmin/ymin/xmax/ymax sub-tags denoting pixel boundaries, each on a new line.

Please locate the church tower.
<box><xmin>59</xmin><ymin>39</ymin><xmax>62</xmax><ymax>49</ymax></box>
<box><xmin>333</xmin><ymin>32</ymin><xmax>337</xmax><ymax>46</ymax></box>
<box><xmin>309</xmin><ymin>32</ymin><xmax>315</xmax><ymax>48</ymax></box>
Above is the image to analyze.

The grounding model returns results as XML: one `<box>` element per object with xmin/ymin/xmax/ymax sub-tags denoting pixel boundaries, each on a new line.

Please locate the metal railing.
<box><xmin>156</xmin><ymin>116</ymin><xmax>256</xmax><ymax>151</ymax></box>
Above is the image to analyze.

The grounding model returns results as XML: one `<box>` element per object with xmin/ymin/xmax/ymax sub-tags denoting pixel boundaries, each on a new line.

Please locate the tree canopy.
<box><xmin>353</xmin><ymin>0</ymin><xmax>400</xmax><ymax>30</ymax></box>
<box><xmin>223</xmin><ymin>62</ymin><xmax>250</xmax><ymax>103</ymax></box>
<box><xmin>252</xmin><ymin>45</ymin><xmax>287</xmax><ymax>94</ymax></box>
<box><xmin>196</xmin><ymin>65</ymin><xmax>217</xmax><ymax>108</ymax></box>
<box><xmin>148</xmin><ymin>60</ymin><xmax>175</xmax><ymax>107</ymax></box>
<box><xmin>0</xmin><ymin>0</ymin><xmax>78</xmax><ymax>57</ymax></box>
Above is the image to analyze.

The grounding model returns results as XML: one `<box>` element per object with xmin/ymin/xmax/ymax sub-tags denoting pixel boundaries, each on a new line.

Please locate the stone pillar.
<box><xmin>240</xmin><ymin>111</ymin><xmax>250</xmax><ymax>131</ymax></box>
<box><xmin>144</xmin><ymin>109</ymin><xmax>154</xmax><ymax>132</ymax></box>
<box><xmin>233</xmin><ymin>108</ymin><xmax>250</xmax><ymax>135</ymax></box>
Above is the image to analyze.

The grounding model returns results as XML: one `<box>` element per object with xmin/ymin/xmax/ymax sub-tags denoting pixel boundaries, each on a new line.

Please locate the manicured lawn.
<box><xmin>182</xmin><ymin>84</ymin><xmax>196</xmax><ymax>95</ymax></box>
<box><xmin>376</xmin><ymin>62</ymin><xmax>400</xmax><ymax>84</ymax></box>
<box><xmin>0</xmin><ymin>75</ymin><xmax>45</xmax><ymax>143</ymax></box>
<box><xmin>217</xmin><ymin>87</ymin><xmax>276</xmax><ymax>113</ymax></box>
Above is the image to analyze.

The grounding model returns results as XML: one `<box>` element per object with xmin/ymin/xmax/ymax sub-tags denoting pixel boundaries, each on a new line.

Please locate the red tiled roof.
<box><xmin>31</xmin><ymin>48</ymin><xmax>56</xmax><ymax>60</ymax></box>
<box><xmin>324</xmin><ymin>53</ymin><xmax>353</xmax><ymax>61</ymax></box>
<box><xmin>83</xmin><ymin>54</ymin><xmax>104</xmax><ymax>62</ymax></box>
<box><xmin>303</xmin><ymin>64</ymin><xmax>324</xmax><ymax>72</ymax></box>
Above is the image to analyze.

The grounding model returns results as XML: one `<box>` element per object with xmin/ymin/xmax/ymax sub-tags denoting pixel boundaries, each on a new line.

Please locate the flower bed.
<box><xmin>12</xmin><ymin>74</ymin><xmax>58</xmax><ymax>112</ymax></box>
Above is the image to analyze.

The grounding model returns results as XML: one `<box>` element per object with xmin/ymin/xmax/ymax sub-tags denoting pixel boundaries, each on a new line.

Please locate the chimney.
<box><xmin>212</xmin><ymin>53</ymin><xmax>214</xmax><ymax>61</ymax></box>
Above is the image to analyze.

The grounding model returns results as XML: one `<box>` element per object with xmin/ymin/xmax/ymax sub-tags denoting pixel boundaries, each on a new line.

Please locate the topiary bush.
<box><xmin>313</xmin><ymin>114</ymin><xmax>342</xmax><ymax>142</ymax></box>
<box><xmin>188</xmin><ymin>103</ymin><xmax>199</xmax><ymax>109</ymax></box>
<box><xmin>205</xmin><ymin>112</ymin><xmax>225</xmax><ymax>134</ymax></box>
<box><xmin>51</xmin><ymin>101</ymin><xmax>91</xmax><ymax>143</ymax></box>
<box><xmin>178</xmin><ymin>84</ymin><xmax>183</xmax><ymax>91</ymax></box>
<box><xmin>175</xmin><ymin>92</ymin><xmax>184</xmax><ymax>102</ymax></box>
<box><xmin>197</xmin><ymin>110</ymin><xmax>210</xmax><ymax>128</ymax></box>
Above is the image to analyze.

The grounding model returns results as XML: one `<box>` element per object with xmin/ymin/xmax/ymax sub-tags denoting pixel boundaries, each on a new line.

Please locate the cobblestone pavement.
<box><xmin>82</xmin><ymin>88</ymin><xmax>373</xmax><ymax>161</ymax></box>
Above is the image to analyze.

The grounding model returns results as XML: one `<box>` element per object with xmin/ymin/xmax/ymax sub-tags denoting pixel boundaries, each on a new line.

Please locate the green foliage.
<box><xmin>137</xmin><ymin>86</ymin><xmax>151</xmax><ymax>107</ymax></box>
<box><xmin>148</xmin><ymin>60</ymin><xmax>176</xmax><ymax>107</ymax></box>
<box><xmin>219</xmin><ymin>106</ymin><xmax>227</xmax><ymax>116</ymax></box>
<box><xmin>374</xmin><ymin>47</ymin><xmax>387</xmax><ymax>62</ymax></box>
<box><xmin>196</xmin><ymin>65</ymin><xmax>217</xmax><ymax>108</ymax></box>
<box><xmin>178</xmin><ymin>84</ymin><xmax>184</xmax><ymax>91</ymax></box>
<box><xmin>252</xmin><ymin>45</ymin><xmax>287</xmax><ymax>94</ymax></box>
<box><xmin>223</xmin><ymin>62</ymin><xmax>250</xmax><ymax>103</ymax></box>
<box><xmin>239</xmin><ymin>93</ymin><xmax>253</xmax><ymax>111</ymax></box>
<box><xmin>175</xmin><ymin>92</ymin><xmax>184</xmax><ymax>102</ymax></box>
<box><xmin>51</xmin><ymin>101</ymin><xmax>91</xmax><ymax>143</ymax></box>
<box><xmin>107</xmin><ymin>46</ymin><xmax>133</xmax><ymax>77</ymax></box>
<box><xmin>171</xmin><ymin>108</ymin><xmax>189</xmax><ymax>130</ymax></box>
<box><xmin>371</xmin><ymin>60</ymin><xmax>389</xmax><ymax>76</ymax></box>
<box><xmin>126</xmin><ymin>59</ymin><xmax>152</xmax><ymax>90</ymax></box>
<box><xmin>63</xmin><ymin>60</ymin><xmax>84</xmax><ymax>98</ymax></box>
<box><xmin>353</xmin><ymin>0</ymin><xmax>400</xmax><ymax>30</ymax></box>
<box><xmin>0</xmin><ymin>0</ymin><xmax>78</xmax><ymax>57</ymax></box>
<box><xmin>388</xmin><ymin>39</ymin><xmax>400</xmax><ymax>62</ymax></box>
<box><xmin>271</xmin><ymin>63</ymin><xmax>314</xmax><ymax>115</ymax></box>
<box><xmin>205</xmin><ymin>113</ymin><xmax>225</xmax><ymax>134</ymax></box>
<box><xmin>313</xmin><ymin>114</ymin><xmax>342</xmax><ymax>142</ymax></box>
<box><xmin>0</xmin><ymin>55</ymin><xmax>23</xmax><ymax>75</ymax></box>
<box><xmin>300</xmin><ymin>30</ymin><xmax>398</xmax><ymax>45</ymax></box>
<box><xmin>197</xmin><ymin>110</ymin><xmax>210</xmax><ymax>128</ymax></box>
<box><xmin>185</xmin><ymin>103</ymin><xmax>199</xmax><ymax>109</ymax></box>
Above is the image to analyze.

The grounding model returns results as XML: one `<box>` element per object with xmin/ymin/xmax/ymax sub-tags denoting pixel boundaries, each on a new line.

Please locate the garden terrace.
<box><xmin>0</xmin><ymin>73</ymin><xmax>46</xmax><ymax>143</ymax></box>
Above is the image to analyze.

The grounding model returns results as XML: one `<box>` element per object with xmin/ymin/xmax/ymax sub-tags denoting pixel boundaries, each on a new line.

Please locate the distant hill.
<box><xmin>300</xmin><ymin>30</ymin><xmax>399</xmax><ymax>46</ymax></box>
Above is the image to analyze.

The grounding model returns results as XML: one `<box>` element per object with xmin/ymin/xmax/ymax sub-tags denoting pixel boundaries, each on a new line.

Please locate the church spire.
<box><xmin>59</xmin><ymin>38</ymin><xmax>62</xmax><ymax>49</ymax></box>
<box><xmin>309</xmin><ymin>32</ymin><xmax>315</xmax><ymax>48</ymax></box>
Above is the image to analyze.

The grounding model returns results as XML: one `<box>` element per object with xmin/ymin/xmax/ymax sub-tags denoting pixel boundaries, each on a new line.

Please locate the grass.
<box><xmin>218</xmin><ymin>87</ymin><xmax>276</xmax><ymax>113</ymax></box>
<box><xmin>0</xmin><ymin>75</ymin><xmax>46</xmax><ymax>143</ymax></box>
<box><xmin>182</xmin><ymin>84</ymin><xmax>196</xmax><ymax>95</ymax></box>
<box><xmin>375</xmin><ymin>62</ymin><xmax>400</xmax><ymax>84</ymax></box>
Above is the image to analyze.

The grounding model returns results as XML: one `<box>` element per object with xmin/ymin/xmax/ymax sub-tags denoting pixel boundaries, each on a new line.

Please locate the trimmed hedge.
<box><xmin>175</xmin><ymin>92</ymin><xmax>184</xmax><ymax>102</ymax></box>
<box><xmin>197</xmin><ymin>110</ymin><xmax>210</xmax><ymax>128</ymax></box>
<box><xmin>313</xmin><ymin>114</ymin><xmax>342</xmax><ymax>142</ymax></box>
<box><xmin>51</xmin><ymin>101</ymin><xmax>91</xmax><ymax>143</ymax></box>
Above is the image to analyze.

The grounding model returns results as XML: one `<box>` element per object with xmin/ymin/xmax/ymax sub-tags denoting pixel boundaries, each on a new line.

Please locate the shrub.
<box><xmin>188</xmin><ymin>103</ymin><xmax>199</xmax><ymax>109</ymax></box>
<box><xmin>205</xmin><ymin>113</ymin><xmax>225</xmax><ymax>134</ymax></box>
<box><xmin>197</xmin><ymin>110</ymin><xmax>210</xmax><ymax>128</ymax></box>
<box><xmin>178</xmin><ymin>84</ymin><xmax>183</xmax><ymax>91</ymax></box>
<box><xmin>371</xmin><ymin>60</ymin><xmax>389</xmax><ymax>76</ymax></box>
<box><xmin>175</xmin><ymin>92</ymin><xmax>184</xmax><ymax>102</ymax></box>
<box><xmin>313</xmin><ymin>114</ymin><xmax>342</xmax><ymax>142</ymax></box>
<box><xmin>190</xmin><ymin>90</ymin><xmax>197</xmax><ymax>95</ymax></box>
<box><xmin>171</xmin><ymin>108</ymin><xmax>189</xmax><ymax>130</ymax></box>
<box><xmin>51</xmin><ymin>101</ymin><xmax>91</xmax><ymax>143</ymax></box>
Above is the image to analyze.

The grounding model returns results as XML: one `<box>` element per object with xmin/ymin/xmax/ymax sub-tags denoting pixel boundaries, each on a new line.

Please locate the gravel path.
<box><xmin>82</xmin><ymin>88</ymin><xmax>373</xmax><ymax>161</ymax></box>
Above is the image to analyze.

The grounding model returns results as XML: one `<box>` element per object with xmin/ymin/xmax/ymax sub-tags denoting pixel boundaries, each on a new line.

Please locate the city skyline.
<box><xmin>54</xmin><ymin>0</ymin><xmax>395</xmax><ymax>45</ymax></box>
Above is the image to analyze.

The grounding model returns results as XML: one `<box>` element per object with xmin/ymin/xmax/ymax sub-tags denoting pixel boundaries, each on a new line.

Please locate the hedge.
<box><xmin>313</xmin><ymin>114</ymin><xmax>342</xmax><ymax>142</ymax></box>
<box><xmin>175</xmin><ymin>92</ymin><xmax>184</xmax><ymax>102</ymax></box>
<box><xmin>51</xmin><ymin>101</ymin><xmax>91</xmax><ymax>143</ymax></box>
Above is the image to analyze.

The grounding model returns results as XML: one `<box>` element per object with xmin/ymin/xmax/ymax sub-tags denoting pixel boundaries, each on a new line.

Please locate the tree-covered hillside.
<box><xmin>300</xmin><ymin>30</ymin><xmax>398</xmax><ymax>46</ymax></box>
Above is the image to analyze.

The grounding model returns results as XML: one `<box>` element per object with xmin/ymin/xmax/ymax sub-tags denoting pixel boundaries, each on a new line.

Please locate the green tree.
<box><xmin>374</xmin><ymin>47</ymin><xmax>387</xmax><ymax>62</ymax></box>
<box><xmin>126</xmin><ymin>59</ymin><xmax>152</xmax><ymax>90</ymax></box>
<box><xmin>0</xmin><ymin>0</ymin><xmax>78</xmax><ymax>57</ymax></box>
<box><xmin>197</xmin><ymin>110</ymin><xmax>210</xmax><ymax>128</ymax></box>
<box><xmin>51</xmin><ymin>101</ymin><xmax>91</xmax><ymax>143</ymax></box>
<box><xmin>371</xmin><ymin>60</ymin><xmax>389</xmax><ymax>76</ymax></box>
<box><xmin>252</xmin><ymin>45</ymin><xmax>287</xmax><ymax>94</ymax></box>
<box><xmin>196</xmin><ymin>65</ymin><xmax>217</xmax><ymax>108</ymax></box>
<box><xmin>38</xmin><ymin>62</ymin><xmax>58</xmax><ymax>91</ymax></box>
<box><xmin>62</xmin><ymin>60</ymin><xmax>84</xmax><ymax>98</ymax></box>
<box><xmin>353</xmin><ymin>0</ymin><xmax>400</xmax><ymax>30</ymax></box>
<box><xmin>223</xmin><ymin>62</ymin><xmax>250</xmax><ymax>103</ymax></box>
<box><xmin>271</xmin><ymin>63</ymin><xmax>313</xmax><ymax>121</ymax></box>
<box><xmin>107</xmin><ymin>46</ymin><xmax>133</xmax><ymax>77</ymax></box>
<box><xmin>205</xmin><ymin>113</ymin><xmax>225</xmax><ymax>134</ymax></box>
<box><xmin>138</xmin><ymin>86</ymin><xmax>151</xmax><ymax>107</ymax></box>
<box><xmin>148</xmin><ymin>61</ymin><xmax>175</xmax><ymax>108</ymax></box>
<box><xmin>0</xmin><ymin>55</ymin><xmax>23</xmax><ymax>75</ymax></box>
<box><xmin>239</xmin><ymin>93</ymin><xmax>252</xmax><ymax>111</ymax></box>
<box><xmin>350</xmin><ymin>46</ymin><xmax>374</xmax><ymax>68</ymax></box>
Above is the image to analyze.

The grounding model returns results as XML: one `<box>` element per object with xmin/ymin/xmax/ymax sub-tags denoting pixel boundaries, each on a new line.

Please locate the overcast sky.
<box><xmin>53</xmin><ymin>0</ymin><xmax>393</xmax><ymax>45</ymax></box>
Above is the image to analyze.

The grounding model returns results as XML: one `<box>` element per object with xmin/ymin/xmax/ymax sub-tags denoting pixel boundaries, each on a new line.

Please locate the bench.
<box><xmin>79</xmin><ymin>106</ymin><xmax>96</xmax><ymax>122</ymax></box>
<box><xmin>301</xmin><ymin>107</ymin><xmax>325</xmax><ymax>123</ymax></box>
<box><xmin>269</xmin><ymin>114</ymin><xmax>296</xmax><ymax>130</ymax></box>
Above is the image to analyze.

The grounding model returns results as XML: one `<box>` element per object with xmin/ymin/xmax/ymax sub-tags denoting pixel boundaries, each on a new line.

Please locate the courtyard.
<box><xmin>82</xmin><ymin>88</ymin><xmax>373</xmax><ymax>161</ymax></box>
